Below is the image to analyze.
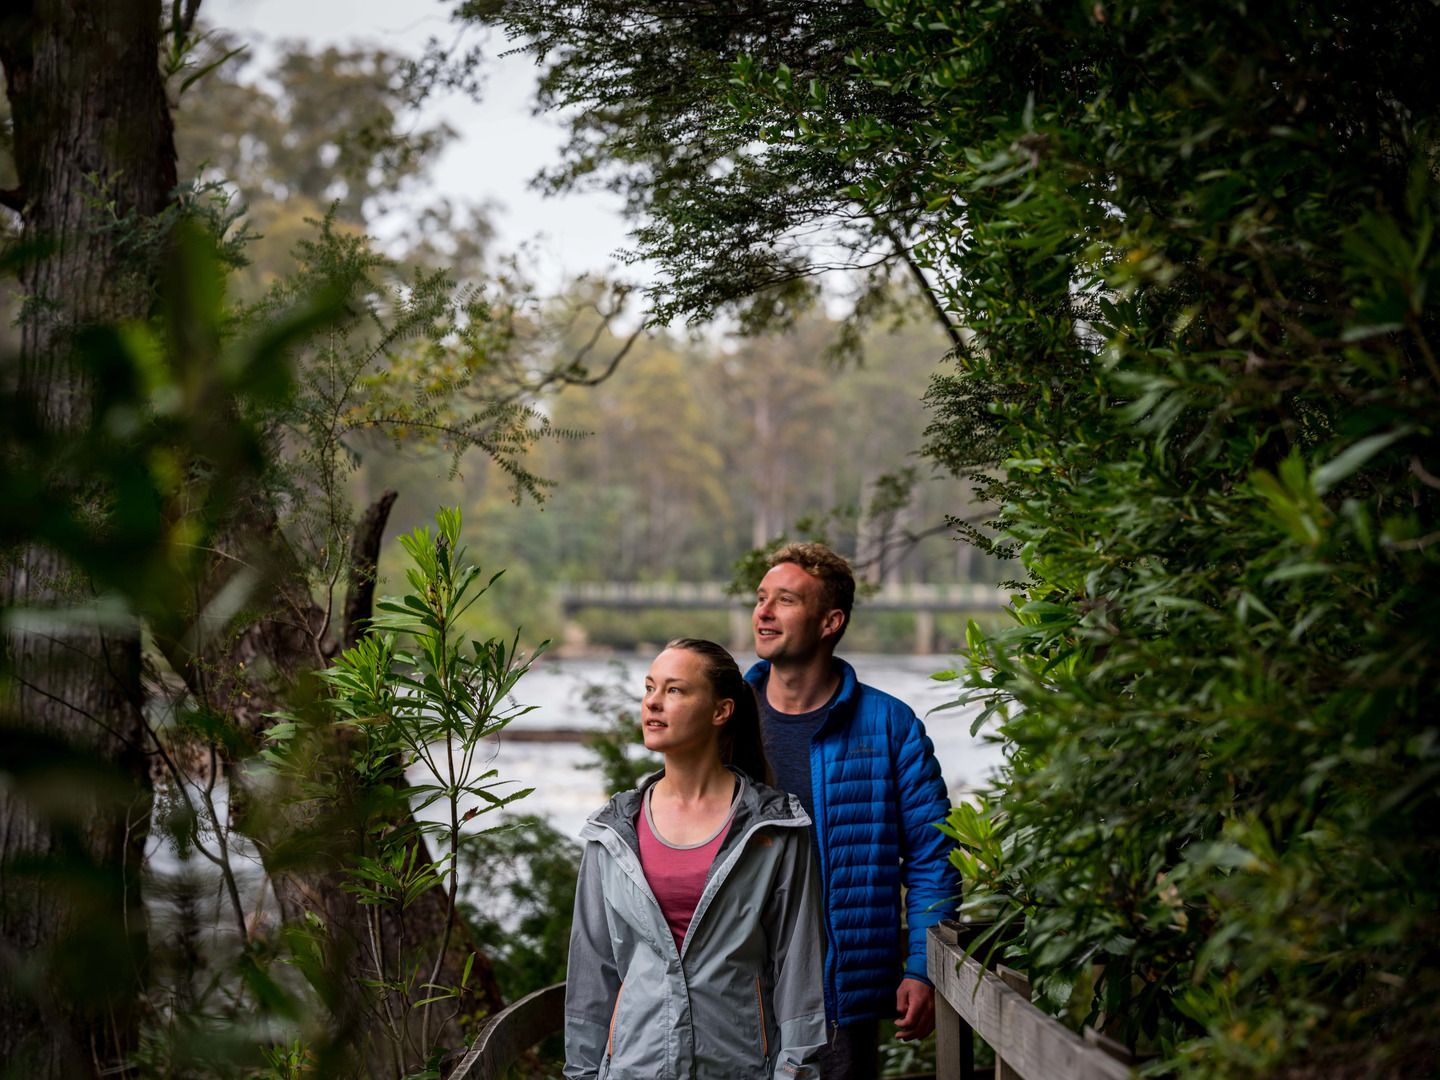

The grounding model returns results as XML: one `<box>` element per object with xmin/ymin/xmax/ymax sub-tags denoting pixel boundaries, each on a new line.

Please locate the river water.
<box><xmin>144</xmin><ymin>652</ymin><xmax>1005</xmax><ymax>945</ymax></box>
<box><xmin>465</xmin><ymin>652</ymin><xmax>1007</xmax><ymax>839</ymax></box>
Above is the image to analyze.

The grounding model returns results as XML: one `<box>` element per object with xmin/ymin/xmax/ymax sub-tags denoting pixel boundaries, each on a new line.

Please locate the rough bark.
<box><xmin>0</xmin><ymin>1</ymin><xmax>176</xmax><ymax>1074</ymax></box>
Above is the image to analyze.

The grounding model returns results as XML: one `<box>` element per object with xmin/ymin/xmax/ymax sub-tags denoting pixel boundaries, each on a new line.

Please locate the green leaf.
<box><xmin>1312</xmin><ymin>429</ymin><xmax>1409</xmax><ymax>494</ymax></box>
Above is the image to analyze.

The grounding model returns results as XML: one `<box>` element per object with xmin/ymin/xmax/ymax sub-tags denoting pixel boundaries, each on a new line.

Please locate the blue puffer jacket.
<box><xmin>745</xmin><ymin>658</ymin><xmax>960</xmax><ymax>1025</ymax></box>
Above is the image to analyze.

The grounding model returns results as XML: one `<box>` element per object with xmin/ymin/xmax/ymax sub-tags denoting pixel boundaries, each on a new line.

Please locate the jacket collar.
<box><xmin>581</xmin><ymin>765</ymin><xmax>806</xmax><ymax>846</ymax></box>
<box><xmin>744</xmin><ymin>656</ymin><xmax>860</xmax><ymax>726</ymax></box>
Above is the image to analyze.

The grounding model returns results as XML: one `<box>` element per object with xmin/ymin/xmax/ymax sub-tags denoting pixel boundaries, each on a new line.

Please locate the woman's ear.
<box><xmin>712</xmin><ymin>697</ymin><xmax>734</xmax><ymax>728</ymax></box>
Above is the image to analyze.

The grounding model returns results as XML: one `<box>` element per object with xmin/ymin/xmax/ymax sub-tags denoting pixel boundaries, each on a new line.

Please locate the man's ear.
<box><xmin>821</xmin><ymin>609</ymin><xmax>845</xmax><ymax>641</ymax></box>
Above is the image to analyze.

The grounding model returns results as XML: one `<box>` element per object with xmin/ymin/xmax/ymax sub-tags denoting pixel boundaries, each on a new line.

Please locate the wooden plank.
<box><xmin>997</xmin><ymin>965</ymin><xmax>1032</xmax><ymax>1000</ymax></box>
<box><xmin>935</xmin><ymin>969</ymin><xmax>966</xmax><ymax>1080</ymax></box>
<box><xmin>928</xmin><ymin>930</ymin><xmax>1133</xmax><ymax>1080</ymax></box>
<box><xmin>448</xmin><ymin>982</ymin><xmax>566</xmax><ymax>1080</ymax></box>
<box><xmin>1084</xmin><ymin>1026</ymin><xmax>1144</xmax><ymax>1066</ymax></box>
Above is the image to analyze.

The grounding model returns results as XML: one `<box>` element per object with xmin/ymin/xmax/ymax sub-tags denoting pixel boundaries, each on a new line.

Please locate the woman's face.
<box><xmin>642</xmin><ymin>648</ymin><xmax>732</xmax><ymax>757</ymax></box>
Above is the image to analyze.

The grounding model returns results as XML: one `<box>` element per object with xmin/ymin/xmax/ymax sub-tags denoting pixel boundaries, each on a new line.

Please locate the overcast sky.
<box><xmin>207</xmin><ymin>0</ymin><xmax>637</xmax><ymax>294</ymax></box>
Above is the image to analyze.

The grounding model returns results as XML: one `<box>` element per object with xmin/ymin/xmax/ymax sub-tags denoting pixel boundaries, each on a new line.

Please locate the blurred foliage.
<box><xmin>458</xmin><ymin>814</ymin><xmax>580</xmax><ymax>1003</ymax></box>
<box><xmin>0</xmin><ymin>223</ymin><xmax>338</xmax><ymax>1077</ymax></box>
<box><xmin>0</xmin><ymin>222</ymin><xmax>314</xmax><ymax>627</ymax></box>
<box><xmin>258</xmin><ymin>507</ymin><xmax>544</xmax><ymax>1075</ymax></box>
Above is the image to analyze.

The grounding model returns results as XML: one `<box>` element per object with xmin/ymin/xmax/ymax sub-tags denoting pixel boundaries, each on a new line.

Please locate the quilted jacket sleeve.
<box><xmin>564</xmin><ymin>841</ymin><xmax>620</xmax><ymax>1080</ymax></box>
<box><xmin>893</xmin><ymin>708</ymin><xmax>961</xmax><ymax>982</ymax></box>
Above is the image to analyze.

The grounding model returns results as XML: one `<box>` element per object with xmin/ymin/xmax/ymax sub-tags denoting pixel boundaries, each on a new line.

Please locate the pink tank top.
<box><xmin>637</xmin><ymin>784</ymin><xmax>738</xmax><ymax>955</ymax></box>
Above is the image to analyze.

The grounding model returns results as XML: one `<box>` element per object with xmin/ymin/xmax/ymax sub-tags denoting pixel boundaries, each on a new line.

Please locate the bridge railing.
<box><xmin>557</xmin><ymin>580</ymin><xmax>1008</xmax><ymax>612</ymax></box>
<box><xmin>929</xmin><ymin>921</ymin><xmax>1139</xmax><ymax>1079</ymax></box>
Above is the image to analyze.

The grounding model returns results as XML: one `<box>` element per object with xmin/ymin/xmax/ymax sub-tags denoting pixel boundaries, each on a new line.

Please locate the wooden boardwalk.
<box><xmin>444</xmin><ymin>921</ymin><xmax>1142</xmax><ymax>1079</ymax></box>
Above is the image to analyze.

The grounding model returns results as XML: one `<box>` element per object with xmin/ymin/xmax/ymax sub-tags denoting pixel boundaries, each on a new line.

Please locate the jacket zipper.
<box><xmin>810</xmin><ymin>721</ymin><xmax>841</xmax><ymax>1023</ymax></box>
<box><xmin>607</xmin><ymin>980</ymin><xmax>623</xmax><ymax>1059</ymax></box>
<box><xmin>754</xmin><ymin>976</ymin><xmax>769</xmax><ymax>1061</ymax></box>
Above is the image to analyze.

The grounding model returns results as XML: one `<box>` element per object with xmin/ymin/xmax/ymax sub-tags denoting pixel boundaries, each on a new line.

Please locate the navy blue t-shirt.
<box><xmin>758</xmin><ymin>680</ymin><xmax>839</xmax><ymax>828</ymax></box>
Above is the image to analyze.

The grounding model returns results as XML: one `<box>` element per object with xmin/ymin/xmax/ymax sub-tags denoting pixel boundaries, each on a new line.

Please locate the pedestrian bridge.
<box><xmin>557</xmin><ymin>581</ymin><xmax>1008</xmax><ymax>654</ymax></box>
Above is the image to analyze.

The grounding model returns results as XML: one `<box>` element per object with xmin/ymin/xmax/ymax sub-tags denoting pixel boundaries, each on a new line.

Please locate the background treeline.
<box><xmin>161</xmin><ymin>30</ymin><xmax>989</xmax><ymax>650</ymax></box>
<box><xmin>368</xmin><ymin>308</ymin><xmax>993</xmax><ymax>650</ymax></box>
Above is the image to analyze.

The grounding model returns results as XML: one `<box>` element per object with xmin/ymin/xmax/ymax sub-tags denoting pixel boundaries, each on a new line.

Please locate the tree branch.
<box><xmin>879</xmin><ymin>220</ymin><xmax>965</xmax><ymax>351</ymax></box>
<box><xmin>342</xmin><ymin>489</ymin><xmax>398</xmax><ymax>650</ymax></box>
<box><xmin>170</xmin><ymin>0</ymin><xmax>203</xmax><ymax>38</ymax></box>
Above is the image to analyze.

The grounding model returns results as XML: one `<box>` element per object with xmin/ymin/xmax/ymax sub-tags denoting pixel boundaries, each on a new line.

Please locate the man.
<box><xmin>745</xmin><ymin>542</ymin><xmax>959</xmax><ymax>1078</ymax></box>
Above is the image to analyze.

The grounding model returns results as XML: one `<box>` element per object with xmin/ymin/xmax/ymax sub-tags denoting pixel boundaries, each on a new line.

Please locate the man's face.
<box><xmin>753</xmin><ymin>562</ymin><xmax>844</xmax><ymax>665</ymax></box>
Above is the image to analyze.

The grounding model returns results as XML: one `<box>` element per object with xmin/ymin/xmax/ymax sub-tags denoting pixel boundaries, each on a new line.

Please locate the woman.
<box><xmin>564</xmin><ymin>638</ymin><xmax>826</xmax><ymax>1080</ymax></box>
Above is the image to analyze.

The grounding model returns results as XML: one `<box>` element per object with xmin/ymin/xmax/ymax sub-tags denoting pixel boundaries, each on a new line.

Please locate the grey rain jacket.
<box><xmin>564</xmin><ymin>769</ymin><xmax>827</xmax><ymax>1080</ymax></box>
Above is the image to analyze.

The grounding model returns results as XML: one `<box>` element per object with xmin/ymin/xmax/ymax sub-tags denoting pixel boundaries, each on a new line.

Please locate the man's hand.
<box><xmin>895</xmin><ymin>977</ymin><xmax>935</xmax><ymax>1041</ymax></box>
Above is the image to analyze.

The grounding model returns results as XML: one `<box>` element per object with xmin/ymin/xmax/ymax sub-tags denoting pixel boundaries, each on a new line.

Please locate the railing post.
<box><xmin>931</xmin><ymin>921</ymin><xmax>973</xmax><ymax>1079</ymax></box>
<box><xmin>729</xmin><ymin>606</ymin><xmax>751</xmax><ymax>652</ymax></box>
<box><xmin>914</xmin><ymin>609</ymin><xmax>936</xmax><ymax>655</ymax></box>
<box><xmin>446</xmin><ymin>982</ymin><xmax>566</xmax><ymax>1080</ymax></box>
<box><xmin>996</xmin><ymin>966</ymin><xmax>1032</xmax><ymax>1080</ymax></box>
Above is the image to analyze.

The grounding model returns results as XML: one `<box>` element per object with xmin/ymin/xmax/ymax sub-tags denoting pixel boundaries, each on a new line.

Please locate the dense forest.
<box><xmin>2</xmin><ymin>1</ymin><xmax>1438</xmax><ymax>1078</ymax></box>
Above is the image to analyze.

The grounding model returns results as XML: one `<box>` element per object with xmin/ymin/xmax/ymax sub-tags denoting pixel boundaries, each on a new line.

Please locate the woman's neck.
<box><xmin>657</xmin><ymin>751</ymin><xmax>733</xmax><ymax>803</ymax></box>
<box><xmin>650</xmin><ymin>751</ymin><xmax>737</xmax><ymax>846</ymax></box>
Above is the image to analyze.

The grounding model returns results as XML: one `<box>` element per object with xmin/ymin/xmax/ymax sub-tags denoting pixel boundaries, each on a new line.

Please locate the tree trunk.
<box><xmin>0</xmin><ymin>1</ymin><xmax>176</xmax><ymax>1074</ymax></box>
<box><xmin>155</xmin><ymin>490</ymin><xmax>504</xmax><ymax>1075</ymax></box>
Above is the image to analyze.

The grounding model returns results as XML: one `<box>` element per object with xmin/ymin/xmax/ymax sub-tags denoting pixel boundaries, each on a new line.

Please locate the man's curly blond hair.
<box><xmin>767</xmin><ymin>542</ymin><xmax>856</xmax><ymax>643</ymax></box>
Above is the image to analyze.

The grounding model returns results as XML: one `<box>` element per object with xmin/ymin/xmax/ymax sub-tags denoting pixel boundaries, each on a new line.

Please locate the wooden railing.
<box><xmin>929</xmin><ymin>921</ymin><xmax>1139</xmax><ymax>1080</ymax></box>
<box><xmin>444</xmin><ymin>982</ymin><xmax>565</xmax><ymax>1080</ymax></box>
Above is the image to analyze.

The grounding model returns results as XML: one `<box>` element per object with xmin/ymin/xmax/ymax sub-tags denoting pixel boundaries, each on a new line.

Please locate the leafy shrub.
<box><xmin>726</xmin><ymin>0</ymin><xmax>1440</xmax><ymax>1073</ymax></box>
